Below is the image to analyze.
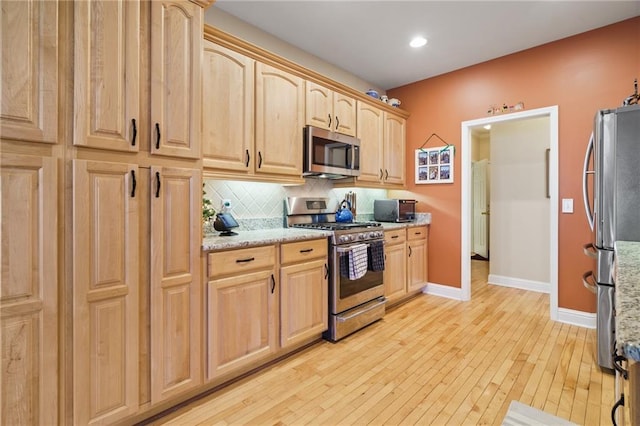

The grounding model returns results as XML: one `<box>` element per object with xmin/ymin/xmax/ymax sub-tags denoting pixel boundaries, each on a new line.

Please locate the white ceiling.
<box><xmin>213</xmin><ymin>1</ymin><xmax>640</xmax><ymax>90</ymax></box>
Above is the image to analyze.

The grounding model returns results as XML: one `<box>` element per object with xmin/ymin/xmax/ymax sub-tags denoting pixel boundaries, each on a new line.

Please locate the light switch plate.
<box><xmin>562</xmin><ymin>198</ymin><xmax>573</xmax><ymax>213</ymax></box>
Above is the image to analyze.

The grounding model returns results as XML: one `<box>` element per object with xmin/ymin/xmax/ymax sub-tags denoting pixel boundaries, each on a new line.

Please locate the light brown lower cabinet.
<box><xmin>383</xmin><ymin>226</ymin><xmax>429</xmax><ymax>306</ymax></box>
<box><xmin>407</xmin><ymin>226</ymin><xmax>429</xmax><ymax>292</ymax></box>
<box><xmin>205</xmin><ymin>239</ymin><xmax>329</xmax><ymax>382</ymax></box>
<box><xmin>1</xmin><ymin>153</ymin><xmax>58</xmax><ymax>425</ymax></box>
<box><xmin>73</xmin><ymin>161</ymin><xmax>202</xmax><ymax>422</ymax></box>
<box><xmin>206</xmin><ymin>245</ymin><xmax>278</xmax><ymax>381</ymax></box>
<box><xmin>279</xmin><ymin>239</ymin><xmax>328</xmax><ymax>348</ymax></box>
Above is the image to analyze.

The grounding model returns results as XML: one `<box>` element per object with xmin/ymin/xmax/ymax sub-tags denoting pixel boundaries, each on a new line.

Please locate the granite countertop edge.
<box><xmin>614</xmin><ymin>240</ymin><xmax>640</xmax><ymax>362</ymax></box>
<box><xmin>202</xmin><ymin>215</ymin><xmax>431</xmax><ymax>251</ymax></box>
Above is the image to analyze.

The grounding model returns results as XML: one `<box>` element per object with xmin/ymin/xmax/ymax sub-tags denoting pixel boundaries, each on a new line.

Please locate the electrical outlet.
<box><xmin>221</xmin><ymin>199</ymin><xmax>232</xmax><ymax>210</ymax></box>
<box><xmin>562</xmin><ymin>198</ymin><xmax>573</xmax><ymax>213</ymax></box>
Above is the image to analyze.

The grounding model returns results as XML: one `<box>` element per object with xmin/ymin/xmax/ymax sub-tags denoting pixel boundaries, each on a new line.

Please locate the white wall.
<box><xmin>489</xmin><ymin>117</ymin><xmax>550</xmax><ymax>284</ymax></box>
<box><xmin>204</xmin><ymin>7</ymin><xmax>385</xmax><ymax>95</ymax></box>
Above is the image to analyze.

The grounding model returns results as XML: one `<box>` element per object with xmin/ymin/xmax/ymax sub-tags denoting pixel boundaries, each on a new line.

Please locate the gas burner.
<box><xmin>292</xmin><ymin>222</ymin><xmax>382</xmax><ymax>231</ymax></box>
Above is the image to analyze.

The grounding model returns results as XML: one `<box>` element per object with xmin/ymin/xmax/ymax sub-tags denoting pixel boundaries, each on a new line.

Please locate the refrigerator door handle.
<box><xmin>582</xmin><ymin>132</ymin><xmax>595</xmax><ymax>231</ymax></box>
<box><xmin>582</xmin><ymin>270</ymin><xmax>597</xmax><ymax>294</ymax></box>
<box><xmin>583</xmin><ymin>242</ymin><xmax>597</xmax><ymax>259</ymax></box>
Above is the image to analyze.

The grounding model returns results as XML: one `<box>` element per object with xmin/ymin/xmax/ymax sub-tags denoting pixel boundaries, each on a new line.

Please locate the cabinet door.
<box><xmin>150</xmin><ymin>166</ymin><xmax>201</xmax><ymax>402</ymax></box>
<box><xmin>255</xmin><ymin>63</ymin><xmax>304</xmax><ymax>176</ymax></box>
<box><xmin>333</xmin><ymin>93</ymin><xmax>356</xmax><ymax>137</ymax></box>
<box><xmin>305</xmin><ymin>81</ymin><xmax>332</xmax><ymax>130</ymax></box>
<box><xmin>207</xmin><ymin>269</ymin><xmax>277</xmax><ymax>380</ymax></box>
<box><xmin>1</xmin><ymin>154</ymin><xmax>57</xmax><ymax>426</ymax></box>
<box><xmin>202</xmin><ymin>40</ymin><xmax>254</xmax><ymax>172</ymax></box>
<box><xmin>0</xmin><ymin>0</ymin><xmax>58</xmax><ymax>144</ymax></box>
<box><xmin>383</xmin><ymin>113</ymin><xmax>406</xmax><ymax>185</ymax></box>
<box><xmin>73</xmin><ymin>0</ymin><xmax>140</xmax><ymax>152</ymax></box>
<box><xmin>150</xmin><ymin>1</ymin><xmax>202</xmax><ymax>159</ymax></box>
<box><xmin>356</xmin><ymin>101</ymin><xmax>384</xmax><ymax>183</ymax></box>
<box><xmin>383</xmin><ymin>242</ymin><xmax>407</xmax><ymax>304</ymax></box>
<box><xmin>280</xmin><ymin>258</ymin><xmax>328</xmax><ymax>348</ymax></box>
<box><xmin>408</xmin><ymin>239</ymin><xmax>428</xmax><ymax>292</ymax></box>
<box><xmin>73</xmin><ymin>159</ymin><xmax>139</xmax><ymax>425</ymax></box>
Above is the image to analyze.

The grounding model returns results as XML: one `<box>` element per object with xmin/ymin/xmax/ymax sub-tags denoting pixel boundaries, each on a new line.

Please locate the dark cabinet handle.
<box><xmin>335</xmin><ymin>116</ymin><xmax>340</xmax><ymax>130</ymax></box>
<box><xmin>328</xmin><ymin>114</ymin><xmax>332</xmax><ymax>128</ymax></box>
<box><xmin>614</xmin><ymin>354</ymin><xmax>628</xmax><ymax>379</ymax></box>
<box><xmin>385</xmin><ymin>169</ymin><xmax>389</xmax><ymax>180</ymax></box>
<box><xmin>414</xmin><ymin>232</ymin><xmax>422</xmax><ymax>236</ymax></box>
<box><xmin>324</xmin><ymin>263</ymin><xmax>328</xmax><ymax>279</ymax></box>
<box><xmin>235</xmin><ymin>257</ymin><xmax>255</xmax><ymax>263</ymax></box>
<box><xmin>245</xmin><ymin>149</ymin><xmax>250</xmax><ymax>167</ymax></box>
<box><xmin>408</xmin><ymin>246</ymin><xmax>412</xmax><ymax>257</ymax></box>
<box><xmin>155</xmin><ymin>123</ymin><xmax>160</xmax><ymax>149</ymax></box>
<box><xmin>391</xmin><ymin>235</ymin><xmax>399</xmax><ymax>239</ymax></box>
<box><xmin>258</xmin><ymin>151</ymin><xmax>263</xmax><ymax>168</ymax></box>
<box><xmin>379</xmin><ymin>169</ymin><xmax>383</xmax><ymax>180</ymax></box>
<box><xmin>155</xmin><ymin>171</ymin><xmax>161</xmax><ymax>198</ymax></box>
<box><xmin>131</xmin><ymin>118</ymin><xmax>137</xmax><ymax>146</ymax></box>
<box><xmin>611</xmin><ymin>394</ymin><xmax>624</xmax><ymax>426</ymax></box>
<box><xmin>299</xmin><ymin>248</ymin><xmax>313</xmax><ymax>253</ymax></box>
<box><xmin>130</xmin><ymin>170</ymin><xmax>136</xmax><ymax>198</ymax></box>
<box><xmin>270</xmin><ymin>274</ymin><xmax>275</xmax><ymax>293</ymax></box>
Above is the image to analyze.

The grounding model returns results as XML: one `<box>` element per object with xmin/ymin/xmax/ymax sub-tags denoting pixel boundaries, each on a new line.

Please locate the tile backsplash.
<box><xmin>203</xmin><ymin>178</ymin><xmax>387</xmax><ymax>232</ymax></box>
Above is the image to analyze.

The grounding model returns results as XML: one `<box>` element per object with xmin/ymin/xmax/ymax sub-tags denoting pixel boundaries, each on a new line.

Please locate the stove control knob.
<box><xmin>339</xmin><ymin>235</ymin><xmax>349</xmax><ymax>243</ymax></box>
<box><xmin>358</xmin><ymin>233</ymin><xmax>365</xmax><ymax>240</ymax></box>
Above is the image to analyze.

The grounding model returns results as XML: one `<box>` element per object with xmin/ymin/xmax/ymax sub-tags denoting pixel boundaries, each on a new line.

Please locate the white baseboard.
<box><xmin>422</xmin><ymin>282</ymin><xmax>464</xmax><ymax>301</ymax></box>
<box><xmin>557</xmin><ymin>307</ymin><xmax>596</xmax><ymax>329</ymax></box>
<box><xmin>488</xmin><ymin>274</ymin><xmax>549</xmax><ymax>294</ymax></box>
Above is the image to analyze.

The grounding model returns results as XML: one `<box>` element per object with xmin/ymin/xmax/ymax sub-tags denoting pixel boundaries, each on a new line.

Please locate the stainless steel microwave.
<box><xmin>303</xmin><ymin>125</ymin><xmax>360</xmax><ymax>179</ymax></box>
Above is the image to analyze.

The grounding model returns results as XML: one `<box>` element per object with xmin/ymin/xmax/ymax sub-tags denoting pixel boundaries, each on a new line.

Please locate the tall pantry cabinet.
<box><xmin>1</xmin><ymin>0</ymin><xmax>60</xmax><ymax>425</ymax></box>
<box><xmin>1</xmin><ymin>0</ymin><xmax>211</xmax><ymax>424</ymax></box>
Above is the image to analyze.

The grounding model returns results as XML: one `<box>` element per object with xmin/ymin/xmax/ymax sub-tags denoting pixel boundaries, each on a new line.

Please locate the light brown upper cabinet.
<box><xmin>255</xmin><ymin>62</ymin><xmax>304</xmax><ymax>177</ymax></box>
<box><xmin>356</xmin><ymin>101</ymin><xmax>406</xmax><ymax>187</ymax></box>
<box><xmin>202</xmin><ymin>40</ymin><xmax>255</xmax><ymax>172</ymax></box>
<box><xmin>306</xmin><ymin>82</ymin><xmax>356</xmax><ymax>136</ymax></box>
<box><xmin>0</xmin><ymin>0</ymin><xmax>58</xmax><ymax>144</ymax></box>
<box><xmin>150</xmin><ymin>0</ymin><xmax>202</xmax><ymax>159</ymax></box>
<box><xmin>383</xmin><ymin>112</ymin><xmax>406</xmax><ymax>185</ymax></box>
<box><xmin>74</xmin><ymin>0</ymin><xmax>140</xmax><ymax>152</ymax></box>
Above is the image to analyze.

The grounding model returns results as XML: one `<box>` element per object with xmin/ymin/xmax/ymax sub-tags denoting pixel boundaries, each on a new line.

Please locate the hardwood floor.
<box><xmin>154</xmin><ymin>260</ymin><xmax>619</xmax><ymax>425</ymax></box>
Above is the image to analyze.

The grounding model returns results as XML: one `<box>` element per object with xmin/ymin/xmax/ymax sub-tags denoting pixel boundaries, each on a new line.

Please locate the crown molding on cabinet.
<box><xmin>203</xmin><ymin>25</ymin><xmax>410</xmax><ymax>120</ymax></box>
<box><xmin>190</xmin><ymin>0</ymin><xmax>216</xmax><ymax>8</ymax></box>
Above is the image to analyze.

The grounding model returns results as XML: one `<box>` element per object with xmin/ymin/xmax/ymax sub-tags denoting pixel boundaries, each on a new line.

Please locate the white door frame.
<box><xmin>461</xmin><ymin>106</ymin><xmax>559</xmax><ymax>321</ymax></box>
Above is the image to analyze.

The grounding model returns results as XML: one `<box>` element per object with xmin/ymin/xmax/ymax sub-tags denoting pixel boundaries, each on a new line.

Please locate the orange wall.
<box><xmin>388</xmin><ymin>17</ymin><xmax>640</xmax><ymax>313</ymax></box>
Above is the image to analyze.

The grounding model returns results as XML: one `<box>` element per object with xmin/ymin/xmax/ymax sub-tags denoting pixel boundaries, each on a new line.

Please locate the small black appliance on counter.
<box><xmin>373</xmin><ymin>199</ymin><xmax>417</xmax><ymax>223</ymax></box>
<box><xmin>213</xmin><ymin>213</ymin><xmax>239</xmax><ymax>236</ymax></box>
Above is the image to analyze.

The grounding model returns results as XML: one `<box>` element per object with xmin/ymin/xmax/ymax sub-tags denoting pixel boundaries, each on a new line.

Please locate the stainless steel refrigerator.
<box><xmin>582</xmin><ymin>104</ymin><xmax>640</xmax><ymax>370</ymax></box>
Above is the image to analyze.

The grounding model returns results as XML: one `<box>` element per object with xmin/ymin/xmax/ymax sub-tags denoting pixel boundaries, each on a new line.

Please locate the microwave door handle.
<box><xmin>582</xmin><ymin>132</ymin><xmax>595</xmax><ymax>231</ymax></box>
<box><xmin>346</xmin><ymin>145</ymin><xmax>352</xmax><ymax>169</ymax></box>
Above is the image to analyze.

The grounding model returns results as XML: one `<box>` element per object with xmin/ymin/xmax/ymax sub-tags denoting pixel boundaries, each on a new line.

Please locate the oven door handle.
<box><xmin>337</xmin><ymin>298</ymin><xmax>386</xmax><ymax>322</ymax></box>
<box><xmin>336</xmin><ymin>241</ymin><xmax>384</xmax><ymax>253</ymax></box>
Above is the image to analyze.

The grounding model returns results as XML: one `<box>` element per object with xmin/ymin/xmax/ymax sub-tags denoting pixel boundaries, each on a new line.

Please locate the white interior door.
<box><xmin>473</xmin><ymin>159</ymin><xmax>489</xmax><ymax>258</ymax></box>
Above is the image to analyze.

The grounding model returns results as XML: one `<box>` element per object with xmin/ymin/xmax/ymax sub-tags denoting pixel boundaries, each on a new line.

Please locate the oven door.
<box><xmin>330</xmin><ymin>241</ymin><xmax>384</xmax><ymax>314</ymax></box>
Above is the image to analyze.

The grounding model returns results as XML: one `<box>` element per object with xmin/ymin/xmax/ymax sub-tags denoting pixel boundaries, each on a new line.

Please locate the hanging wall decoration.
<box><xmin>415</xmin><ymin>133</ymin><xmax>454</xmax><ymax>184</ymax></box>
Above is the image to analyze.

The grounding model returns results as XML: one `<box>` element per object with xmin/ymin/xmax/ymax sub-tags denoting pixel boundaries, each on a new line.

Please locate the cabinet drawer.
<box><xmin>407</xmin><ymin>226</ymin><xmax>428</xmax><ymax>241</ymax></box>
<box><xmin>281</xmin><ymin>238</ymin><xmax>328</xmax><ymax>264</ymax></box>
<box><xmin>385</xmin><ymin>229</ymin><xmax>406</xmax><ymax>244</ymax></box>
<box><xmin>208</xmin><ymin>245</ymin><xmax>276</xmax><ymax>278</ymax></box>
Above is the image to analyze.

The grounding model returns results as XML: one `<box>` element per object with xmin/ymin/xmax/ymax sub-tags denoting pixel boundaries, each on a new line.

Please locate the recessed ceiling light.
<box><xmin>410</xmin><ymin>36</ymin><xmax>427</xmax><ymax>48</ymax></box>
<box><xmin>483</xmin><ymin>124</ymin><xmax>492</xmax><ymax>130</ymax></box>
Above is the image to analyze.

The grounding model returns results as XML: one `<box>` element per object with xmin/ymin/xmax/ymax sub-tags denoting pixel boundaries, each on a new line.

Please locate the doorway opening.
<box><xmin>461</xmin><ymin>106</ymin><xmax>559</xmax><ymax>321</ymax></box>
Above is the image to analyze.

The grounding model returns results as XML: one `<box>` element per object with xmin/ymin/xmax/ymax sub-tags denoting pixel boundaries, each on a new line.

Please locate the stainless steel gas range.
<box><xmin>286</xmin><ymin>197</ymin><xmax>386</xmax><ymax>341</ymax></box>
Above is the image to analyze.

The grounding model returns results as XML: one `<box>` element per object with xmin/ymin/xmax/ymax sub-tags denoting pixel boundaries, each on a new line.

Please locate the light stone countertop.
<box><xmin>202</xmin><ymin>228</ymin><xmax>333</xmax><ymax>251</ymax></box>
<box><xmin>202</xmin><ymin>213</ymin><xmax>431</xmax><ymax>252</ymax></box>
<box><xmin>614</xmin><ymin>241</ymin><xmax>640</xmax><ymax>361</ymax></box>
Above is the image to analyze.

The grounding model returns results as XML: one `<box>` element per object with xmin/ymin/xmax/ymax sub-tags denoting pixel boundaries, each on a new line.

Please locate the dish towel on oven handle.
<box><xmin>367</xmin><ymin>240</ymin><xmax>385</xmax><ymax>272</ymax></box>
<box><xmin>348</xmin><ymin>243</ymin><xmax>368</xmax><ymax>280</ymax></box>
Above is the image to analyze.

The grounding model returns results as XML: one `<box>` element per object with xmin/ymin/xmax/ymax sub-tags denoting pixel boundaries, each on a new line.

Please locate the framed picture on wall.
<box><xmin>415</xmin><ymin>146</ymin><xmax>454</xmax><ymax>184</ymax></box>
